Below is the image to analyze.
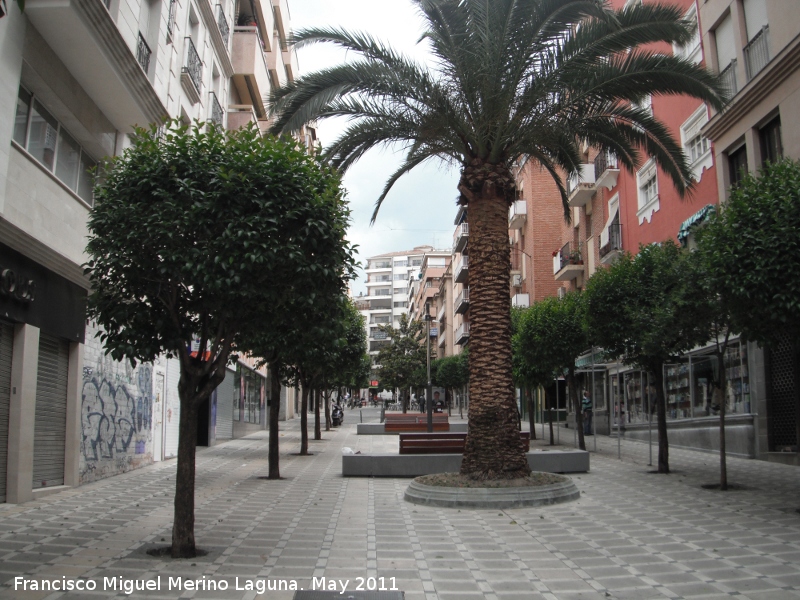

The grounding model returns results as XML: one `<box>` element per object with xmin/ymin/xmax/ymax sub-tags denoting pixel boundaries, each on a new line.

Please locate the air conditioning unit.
<box><xmin>511</xmin><ymin>274</ymin><xmax>522</xmax><ymax>287</ymax></box>
<box><xmin>558</xmin><ymin>287</ymin><xmax>567</xmax><ymax>299</ymax></box>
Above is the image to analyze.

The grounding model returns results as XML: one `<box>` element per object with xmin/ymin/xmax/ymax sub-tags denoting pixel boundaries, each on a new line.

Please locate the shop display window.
<box><xmin>666</xmin><ymin>359</ymin><xmax>690</xmax><ymax>419</ymax></box>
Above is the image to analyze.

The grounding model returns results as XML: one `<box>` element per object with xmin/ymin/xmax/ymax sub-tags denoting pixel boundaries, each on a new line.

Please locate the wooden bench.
<box><xmin>399</xmin><ymin>431</ymin><xmax>531</xmax><ymax>454</ymax></box>
<box><xmin>384</xmin><ymin>413</ymin><xmax>449</xmax><ymax>432</ymax></box>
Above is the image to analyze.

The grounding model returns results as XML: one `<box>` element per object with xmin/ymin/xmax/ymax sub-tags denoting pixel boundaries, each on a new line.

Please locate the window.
<box><xmin>760</xmin><ymin>117</ymin><xmax>782</xmax><ymax>165</ymax></box>
<box><xmin>411</xmin><ymin>258</ymin><xmax>422</xmax><ymax>266</ymax></box>
<box><xmin>373</xmin><ymin>288</ymin><xmax>390</xmax><ymax>296</ymax></box>
<box><xmin>393</xmin><ymin>260</ymin><xmax>407</xmax><ymax>267</ymax></box>
<box><xmin>636</xmin><ymin>160</ymin><xmax>659</xmax><ymax>223</ymax></box>
<box><xmin>13</xmin><ymin>86</ymin><xmax>97</xmax><ymax>206</ymax></box>
<box><xmin>673</xmin><ymin>5</ymin><xmax>702</xmax><ymax>64</ymax></box>
<box><xmin>393</xmin><ymin>273</ymin><xmax>408</xmax><ymax>280</ymax></box>
<box><xmin>393</xmin><ymin>301</ymin><xmax>407</xmax><ymax>308</ymax></box>
<box><xmin>728</xmin><ymin>145</ymin><xmax>748</xmax><ymax>188</ymax></box>
<box><xmin>680</xmin><ymin>105</ymin><xmax>712</xmax><ymax>181</ymax></box>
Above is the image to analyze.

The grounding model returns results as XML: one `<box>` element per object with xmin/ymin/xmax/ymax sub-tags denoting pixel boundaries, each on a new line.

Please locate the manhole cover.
<box><xmin>294</xmin><ymin>592</ymin><xmax>403</xmax><ymax>600</ymax></box>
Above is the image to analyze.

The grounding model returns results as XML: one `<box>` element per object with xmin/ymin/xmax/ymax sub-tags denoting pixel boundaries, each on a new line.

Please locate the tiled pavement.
<box><xmin>0</xmin><ymin>409</ymin><xmax>799</xmax><ymax>600</ymax></box>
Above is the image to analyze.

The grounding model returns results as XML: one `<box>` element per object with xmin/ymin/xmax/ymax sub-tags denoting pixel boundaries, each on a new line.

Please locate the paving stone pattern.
<box><xmin>0</xmin><ymin>410</ymin><xmax>798</xmax><ymax>600</ymax></box>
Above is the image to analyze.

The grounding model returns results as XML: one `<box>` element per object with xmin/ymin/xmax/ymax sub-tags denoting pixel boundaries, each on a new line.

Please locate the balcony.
<box><xmin>744</xmin><ymin>25</ymin><xmax>769</xmax><ymax>82</ymax></box>
<box><xmin>24</xmin><ymin>0</ymin><xmax>167</xmax><ymax>133</ymax></box>
<box><xmin>216</xmin><ymin>4</ymin><xmax>230</xmax><ymax>48</ymax></box>
<box><xmin>136</xmin><ymin>33</ymin><xmax>151</xmax><ymax>75</ymax></box>
<box><xmin>508</xmin><ymin>200</ymin><xmax>527</xmax><ymax>230</ymax></box>
<box><xmin>719</xmin><ymin>59</ymin><xmax>738</xmax><ymax>99</ymax></box>
<box><xmin>453</xmin><ymin>223</ymin><xmax>469</xmax><ymax>253</ymax></box>
<box><xmin>227</xmin><ymin>105</ymin><xmax>258</xmax><ymax>130</ymax></box>
<box><xmin>181</xmin><ymin>37</ymin><xmax>203</xmax><ymax>104</ymax></box>
<box><xmin>455</xmin><ymin>322</ymin><xmax>470</xmax><ymax>346</ymax></box>
<box><xmin>208</xmin><ymin>92</ymin><xmax>224</xmax><ymax>126</ymax></box>
<box><xmin>567</xmin><ymin>163</ymin><xmax>597</xmax><ymax>208</ymax></box>
<box><xmin>454</xmin><ymin>256</ymin><xmax>469</xmax><ymax>284</ymax></box>
<box><xmin>366</xmin><ymin>261</ymin><xmax>392</xmax><ymax>271</ymax></box>
<box><xmin>511</xmin><ymin>293</ymin><xmax>530</xmax><ymax>308</ymax></box>
<box><xmin>594</xmin><ymin>150</ymin><xmax>620</xmax><ymax>191</ymax></box>
<box><xmin>553</xmin><ymin>242</ymin><xmax>584</xmax><ymax>282</ymax></box>
<box><xmin>167</xmin><ymin>0</ymin><xmax>177</xmax><ymax>42</ymax></box>
<box><xmin>231</xmin><ymin>27</ymin><xmax>271</xmax><ymax>119</ymax></box>
<box><xmin>369</xmin><ymin>329</ymin><xmax>389</xmax><ymax>340</ymax></box>
<box><xmin>454</xmin><ymin>288</ymin><xmax>470</xmax><ymax>315</ymax></box>
<box><xmin>599</xmin><ymin>221</ymin><xmax>622</xmax><ymax>264</ymax></box>
<box><xmin>437</xmin><ymin>304</ymin><xmax>446</xmax><ymax>323</ymax></box>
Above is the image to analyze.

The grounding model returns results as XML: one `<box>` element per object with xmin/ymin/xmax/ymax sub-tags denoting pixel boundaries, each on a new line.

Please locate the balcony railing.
<box><xmin>744</xmin><ymin>25</ymin><xmax>769</xmax><ymax>81</ymax></box>
<box><xmin>454</xmin><ymin>287</ymin><xmax>470</xmax><ymax>314</ymax></box>
<box><xmin>454</xmin><ymin>256</ymin><xmax>469</xmax><ymax>283</ymax></box>
<box><xmin>455</xmin><ymin>322</ymin><xmax>470</xmax><ymax>345</ymax></box>
<box><xmin>183</xmin><ymin>37</ymin><xmax>203</xmax><ymax>93</ymax></box>
<box><xmin>719</xmin><ymin>59</ymin><xmax>737</xmax><ymax>99</ymax></box>
<box><xmin>209</xmin><ymin>92</ymin><xmax>223</xmax><ymax>126</ymax></box>
<box><xmin>216</xmin><ymin>4</ymin><xmax>230</xmax><ymax>47</ymax></box>
<box><xmin>594</xmin><ymin>150</ymin><xmax>617</xmax><ymax>178</ymax></box>
<box><xmin>167</xmin><ymin>0</ymin><xmax>177</xmax><ymax>40</ymax></box>
<box><xmin>453</xmin><ymin>222</ymin><xmax>469</xmax><ymax>253</ymax></box>
<box><xmin>599</xmin><ymin>221</ymin><xmax>622</xmax><ymax>259</ymax></box>
<box><xmin>137</xmin><ymin>33</ymin><xmax>151</xmax><ymax>74</ymax></box>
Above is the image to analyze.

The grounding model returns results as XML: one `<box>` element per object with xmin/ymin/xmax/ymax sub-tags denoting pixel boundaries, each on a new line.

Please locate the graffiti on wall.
<box><xmin>80</xmin><ymin>326</ymin><xmax>154</xmax><ymax>483</ymax></box>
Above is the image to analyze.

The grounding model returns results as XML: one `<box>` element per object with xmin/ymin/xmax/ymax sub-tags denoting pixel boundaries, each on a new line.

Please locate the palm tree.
<box><xmin>269</xmin><ymin>0</ymin><xmax>725</xmax><ymax>480</ymax></box>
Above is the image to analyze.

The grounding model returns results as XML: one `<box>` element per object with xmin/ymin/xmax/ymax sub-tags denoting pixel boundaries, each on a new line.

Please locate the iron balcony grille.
<box><xmin>744</xmin><ymin>25</ymin><xmax>769</xmax><ymax>81</ymax></box>
<box><xmin>209</xmin><ymin>92</ymin><xmax>223</xmax><ymax>126</ymax></box>
<box><xmin>719</xmin><ymin>59</ymin><xmax>737</xmax><ymax>99</ymax></box>
<box><xmin>137</xmin><ymin>33</ymin><xmax>151</xmax><ymax>74</ymax></box>
<box><xmin>183</xmin><ymin>37</ymin><xmax>203</xmax><ymax>93</ymax></box>
<box><xmin>167</xmin><ymin>0</ymin><xmax>177</xmax><ymax>40</ymax></box>
<box><xmin>599</xmin><ymin>221</ymin><xmax>622</xmax><ymax>258</ymax></box>
<box><xmin>216</xmin><ymin>4</ymin><xmax>230</xmax><ymax>47</ymax></box>
<box><xmin>594</xmin><ymin>150</ymin><xmax>617</xmax><ymax>177</ymax></box>
<box><xmin>559</xmin><ymin>242</ymin><xmax>570</xmax><ymax>271</ymax></box>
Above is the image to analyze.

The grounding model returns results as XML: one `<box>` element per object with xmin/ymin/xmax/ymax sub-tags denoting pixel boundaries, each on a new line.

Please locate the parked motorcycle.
<box><xmin>331</xmin><ymin>401</ymin><xmax>344</xmax><ymax>426</ymax></box>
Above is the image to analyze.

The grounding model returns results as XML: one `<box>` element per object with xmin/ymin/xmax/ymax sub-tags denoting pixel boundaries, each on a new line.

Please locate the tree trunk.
<box><xmin>300</xmin><ymin>385</ymin><xmax>309</xmax><ymax>455</ymax></box>
<box><xmin>268</xmin><ymin>362</ymin><xmax>281</xmax><ymax>479</ymax></box>
<box><xmin>172</xmin><ymin>379</ymin><xmax>200</xmax><ymax>558</ymax></box>
<box><xmin>314</xmin><ymin>389</ymin><xmax>321</xmax><ymax>440</ymax></box>
<box><xmin>794</xmin><ymin>340</ymin><xmax>800</xmax><ymax>460</ymax></box>
<box><xmin>446</xmin><ymin>388</ymin><xmax>451</xmax><ymax>416</ymax></box>
<box><xmin>716</xmin><ymin>381</ymin><xmax>727</xmax><ymax>490</ymax></box>
<box><xmin>528</xmin><ymin>388</ymin><xmax>536</xmax><ymax>440</ymax></box>
<box><xmin>652</xmin><ymin>364</ymin><xmax>670</xmax><ymax>473</ymax></box>
<box><xmin>459</xmin><ymin>183</ymin><xmax>530</xmax><ymax>479</ymax></box>
<box><xmin>569</xmin><ymin>369</ymin><xmax>586</xmax><ymax>451</ymax></box>
<box><xmin>324</xmin><ymin>390</ymin><xmax>331</xmax><ymax>431</ymax></box>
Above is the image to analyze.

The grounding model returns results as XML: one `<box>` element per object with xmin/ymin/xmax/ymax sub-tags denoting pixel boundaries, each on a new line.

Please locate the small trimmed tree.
<box><xmin>585</xmin><ymin>241</ymin><xmax>709</xmax><ymax>473</ymax></box>
<box><xmin>85</xmin><ymin>122</ymin><xmax>350</xmax><ymax>557</ymax></box>
<box><xmin>699</xmin><ymin>159</ymin><xmax>800</xmax><ymax>459</ymax></box>
<box><xmin>375</xmin><ymin>314</ymin><xmax>426</xmax><ymax>412</ymax></box>
<box><xmin>433</xmin><ymin>352</ymin><xmax>470</xmax><ymax>416</ymax></box>
<box><xmin>516</xmin><ymin>294</ymin><xmax>590</xmax><ymax>449</ymax></box>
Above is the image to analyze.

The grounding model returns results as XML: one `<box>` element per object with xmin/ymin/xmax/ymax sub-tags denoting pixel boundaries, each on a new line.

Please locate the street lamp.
<box><xmin>425</xmin><ymin>303</ymin><xmax>433</xmax><ymax>433</ymax></box>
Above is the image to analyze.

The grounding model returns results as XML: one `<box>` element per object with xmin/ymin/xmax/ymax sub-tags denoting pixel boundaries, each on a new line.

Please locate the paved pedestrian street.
<box><xmin>1</xmin><ymin>412</ymin><xmax>799</xmax><ymax>600</ymax></box>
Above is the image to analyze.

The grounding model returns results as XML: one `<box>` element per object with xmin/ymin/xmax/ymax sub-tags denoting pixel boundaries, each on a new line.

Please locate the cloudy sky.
<box><xmin>287</xmin><ymin>0</ymin><xmax>461</xmax><ymax>294</ymax></box>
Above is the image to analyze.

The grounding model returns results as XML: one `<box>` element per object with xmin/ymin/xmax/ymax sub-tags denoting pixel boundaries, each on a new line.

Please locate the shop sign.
<box><xmin>0</xmin><ymin>265</ymin><xmax>36</xmax><ymax>304</ymax></box>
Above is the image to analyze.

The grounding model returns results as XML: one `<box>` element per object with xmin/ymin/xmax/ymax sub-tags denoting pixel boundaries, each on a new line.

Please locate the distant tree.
<box><xmin>375</xmin><ymin>314</ymin><xmax>426</xmax><ymax>412</ymax></box>
<box><xmin>85</xmin><ymin>122</ymin><xmax>350</xmax><ymax>557</ymax></box>
<box><xmin>698</xmin><ymin>159</ymin><xmax>800</xmax><ymax>462</ymax></box>
<box><xmin>516</xmin><ymin>294</ymin><xmax>590</xmax><ymax>449</ymax></box>
<box><xmin>585</xmin><ymin>241</ymin><xmax>709</xmax><ymax>473</ymax></box>
<box><xmin>433</xmin><ymin>351</ymin><xmax>470</xmax><ymax>415</ymax></box>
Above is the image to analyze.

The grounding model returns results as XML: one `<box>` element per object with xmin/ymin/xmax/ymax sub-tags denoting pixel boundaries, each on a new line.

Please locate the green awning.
<box><xmin>678</xmin><ymin>204</ymin><xmax>716</xmax><ymax>245</ymax></box>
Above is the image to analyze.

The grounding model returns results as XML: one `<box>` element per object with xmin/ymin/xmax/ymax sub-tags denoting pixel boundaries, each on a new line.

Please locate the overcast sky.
<box><xmin>287</xmin><ymin>0</ymin><xmax>461</xmax><ymax>295</ymax></box>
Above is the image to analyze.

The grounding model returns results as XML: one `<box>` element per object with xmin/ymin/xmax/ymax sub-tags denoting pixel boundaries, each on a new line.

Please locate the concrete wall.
<box><xmin>79</xmin><ymin>322</ymin><xmax>154</xmax><ymax>484</ymax></box>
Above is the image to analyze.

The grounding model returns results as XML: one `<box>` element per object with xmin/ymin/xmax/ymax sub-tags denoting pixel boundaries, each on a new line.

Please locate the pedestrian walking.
<box><xmin>582</xmin><ymin>390</ymin><xmax>593</xmax><ymax>435</ymax></box>
<box><xmin>419</xmin><ymin>394</ymin><xmax>425</xmax><ymax>414</ymax></box>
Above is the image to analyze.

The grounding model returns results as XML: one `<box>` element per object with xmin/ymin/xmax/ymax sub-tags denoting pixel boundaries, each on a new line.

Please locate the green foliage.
<box><xmin>697</xmin><ymin>159</ymin><xmax>800</xmax><ymax>346</ymax></box>
<box><xmin>584</xmin><ymin>241</ymin><xmax>708</xmax><ymax>371</ymax></box>
<box><xmin>375</xmin><ymin>314</ymin><xmax>427</xmax><ymax>393</ymax></box>
<box><xmin>271</xmin><ymin>0</ymin><xmax>726</xmax><ymax>219</ymax></box>
<box><xmin>433</xmin><ymin>350</ymin><xmax>469</xmax><ymax>390</ymax></box>
<box><xmin>514</xmin><ymin>293</ymin><xmax>588</xmax><ymax>387</ymax></box>
<box><xmin>86</xmin><ymin>121</ymin><xmax>354</xmax><ymax>377</ymax></box>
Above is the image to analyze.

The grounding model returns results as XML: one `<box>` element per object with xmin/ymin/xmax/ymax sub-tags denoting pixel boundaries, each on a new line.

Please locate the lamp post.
<box><xmin>425</xmin><ymin>303</ymin><xmax>433</xmax><ymax>433</ymax></box>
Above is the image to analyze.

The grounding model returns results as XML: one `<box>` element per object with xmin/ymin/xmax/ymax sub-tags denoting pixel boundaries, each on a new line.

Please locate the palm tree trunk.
<box><xmin>460</xmin><ymin>186</ymin><xmax>530</xmax><ymax>479</ymax></box>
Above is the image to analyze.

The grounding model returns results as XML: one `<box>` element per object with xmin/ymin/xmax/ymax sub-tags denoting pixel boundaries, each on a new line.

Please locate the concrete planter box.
<box><xmin>342</xmin><ymin>449</ymin><xmax>589</xmax><ymax>477</ymax></box>
<box><xmin>404</xmin><ymin>477</ymin><xmax>580</xmax><ymax>508</ymax></box>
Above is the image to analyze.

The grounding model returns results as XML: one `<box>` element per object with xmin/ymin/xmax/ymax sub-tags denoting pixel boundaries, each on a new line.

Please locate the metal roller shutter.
<box><xmin>33</xmin><ymin>333</ymin><xmax>69</xmax><ymax>489</ymax></box>
<box><xmin>0</xmin><ymin>322</ymin><xmax>13</xmax><ymax>502</ymax></box>
<box><xmin>163</xmin><ymin>357</ymin><xmax>181</xmax><ymax>459</ymax></box>
<box><xmin>216</xmin><ymin>369</ymin><xmax>234</xmax><ymax>439</ymax></box>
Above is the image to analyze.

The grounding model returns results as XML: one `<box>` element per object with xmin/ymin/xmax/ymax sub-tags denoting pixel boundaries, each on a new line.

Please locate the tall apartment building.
<box><xmin>0</xmin><ymin>0</ymin><xmax>300</xmax><ymax>502</ymax></box>
<box><xmin>700</xmin><ymin>0</ymin><xmax>798</xmax><ymax>463</ymax></box>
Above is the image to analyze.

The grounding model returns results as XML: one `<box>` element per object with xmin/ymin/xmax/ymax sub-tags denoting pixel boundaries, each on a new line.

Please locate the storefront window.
<box><xmin>691</xmin><ymin>354</ymin><xmax>718</xmax><ymax>417</ymax></box>
<box><xmin>234</xmin><ymin>365</ymin><xmax>264</xmax><ymax>423</ymax></box>
<box><xmin>666</xmin><ymin>359</ymin><xmax>690</xmax><ymax>419</ymax></box>
<box><xmin>725</xmin><ymin>342</ymin><xmax>750</xmax><ymax>414</ymax></box>
<box><xmin>625</xmin><ymin>371</ymin><xmax>644</xmax><ymax>424</ymax></box>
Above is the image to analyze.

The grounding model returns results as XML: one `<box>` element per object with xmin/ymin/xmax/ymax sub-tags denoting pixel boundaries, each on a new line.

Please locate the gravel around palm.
<box><xmin>416</xmin><ymin>472</ymin><xmax>567</xmax><ymax>488</ymax></box>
